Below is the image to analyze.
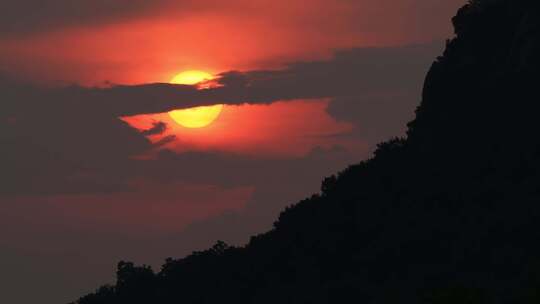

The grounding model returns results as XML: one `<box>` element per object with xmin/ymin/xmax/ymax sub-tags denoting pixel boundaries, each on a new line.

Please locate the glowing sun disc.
<box><xmin>170</xmin><ymin>70</ymin><xmax>213</xmax><ymax>85</ymax></box>
<box><xmin>168</xmin><ymin>70</ymin><xmax>223</xmax><ymax>128</ymax></box>
<box><xmin>169</xmin><ymin>104</ymin><xmax>224</xmax><ymax>128</ymax></box>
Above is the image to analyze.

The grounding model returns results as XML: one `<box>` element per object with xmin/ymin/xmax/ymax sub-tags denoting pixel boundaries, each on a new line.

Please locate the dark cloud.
<box><xmin>216</xmin><ymin>43</ymin><xmax>441</xmax><ymax>99</ymax></box>
<box><xmin>327</xmin><ymin>91</ymin><xmax>421</xmax><ymax>143</ymax></box>
<box><xmin>140</xmin><ymin>121</ymin><xmax>168</xmax><ymax>136</ymax></box>
<box><xmin>0</xmin><ymin>43</ymin><xmax>440</xmax><ymax>196</ymax></box>
<box><xmin>3</xmin><ymin>43</ymin><xmax>441</xmax><ymax>116</ymax></box>
<box><xmin>0</xmin><ymin>0</ymin><xmax>463</xmax><ymax>39</ymax></box>
<box><xmin>0</xmin><ymin>0</ymin><xmax>282</xmax><ymax>38</ymax></box>
<box><xmin>343</xmin><ymin>0</ymin><xmax>464</xmax><ymax>41</ymax></box>
<box><xmin>0</xmin><ymin>0</ymin><xmax>179</xmax><ymax>37</ymax></box>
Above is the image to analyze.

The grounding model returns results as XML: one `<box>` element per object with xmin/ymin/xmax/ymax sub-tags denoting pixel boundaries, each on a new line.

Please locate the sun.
<box><xmin>170</xmin><ymin>70</ymin><xmax>214</xmax><ymax>86</ymax></box>
<box><xmin>169</xmin><ymin>104</ymin><xmax>224</xmax><ymax>128</ymax></box>
<box><xmin>169</xmin><ymin>70</ymin><xmax>223</xmax><ymax>128</ymax></box>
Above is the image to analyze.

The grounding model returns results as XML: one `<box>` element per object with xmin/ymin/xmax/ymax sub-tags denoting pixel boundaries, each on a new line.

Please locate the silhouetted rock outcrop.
<box><xmin>73</xmin><ymin>0</ymin><xmax>540</xmax><ymax>303</ymax></box>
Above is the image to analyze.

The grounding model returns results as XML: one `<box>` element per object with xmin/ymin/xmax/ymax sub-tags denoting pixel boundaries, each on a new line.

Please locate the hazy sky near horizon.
<box><xmin>0</xmin><ymin>1</ymin><xmax>464</xmax><ymax>303</ymax></box>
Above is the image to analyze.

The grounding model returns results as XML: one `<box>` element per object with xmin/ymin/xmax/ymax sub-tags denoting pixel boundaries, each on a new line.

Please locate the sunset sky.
<box><xmin>0</xmin><ymin>1</ymin><xmax>464</xmax><ymax>303</ymax></box>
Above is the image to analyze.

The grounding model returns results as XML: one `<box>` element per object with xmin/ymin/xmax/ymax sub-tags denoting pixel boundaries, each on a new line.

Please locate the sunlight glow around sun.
<box><xmin>168</xmin><ymin>70</ymin><xmax>224</xmax><ymax>128</ymax></box>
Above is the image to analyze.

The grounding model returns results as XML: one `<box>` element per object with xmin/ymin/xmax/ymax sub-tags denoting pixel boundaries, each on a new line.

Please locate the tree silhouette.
<box><xmin>72</xmin><ymin>0</ymin><xmax>540</xmax><ymax>303</ymax></box>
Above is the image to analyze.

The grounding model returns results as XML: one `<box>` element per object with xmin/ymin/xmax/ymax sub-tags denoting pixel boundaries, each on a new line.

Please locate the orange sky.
<box><xmin>122</xmin><ymin>99</ymin><xmax>364</xmax><ymax>158</ymax></box>
<box><xmin>0</xmin><ymin>0</ymin><xmax>461</xmax><ymax>85</ymax></box>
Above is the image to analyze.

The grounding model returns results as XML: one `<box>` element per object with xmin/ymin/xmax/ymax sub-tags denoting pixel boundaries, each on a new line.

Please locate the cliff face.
<box><xmin>410</xmin><ymin>0</ymin><xmax>540</xmax><ymax>151</ymax></box>
<box><xmin>75</xmin><ymin>1</ymin><xmax>540</xmax><ymax>303</ymax></box>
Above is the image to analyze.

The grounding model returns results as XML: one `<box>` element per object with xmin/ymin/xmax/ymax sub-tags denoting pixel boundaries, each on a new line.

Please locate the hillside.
<box><xmin>74</xmin><ymin>0</ymin><xmax>540</xmax><ymax>303</ymax></box>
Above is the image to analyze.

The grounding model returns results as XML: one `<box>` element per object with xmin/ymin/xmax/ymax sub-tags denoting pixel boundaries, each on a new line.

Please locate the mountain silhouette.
<box><xmin>73</xmin><ymin>0</ymin><xmax>540</xmax><ymax>303</ymax></box>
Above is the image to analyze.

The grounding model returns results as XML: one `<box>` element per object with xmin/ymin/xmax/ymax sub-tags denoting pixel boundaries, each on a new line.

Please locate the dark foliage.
<box><xmin>73</xmin><ymin>0</ymin><xmax>540</xmax><ymax>303</ymax></box>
